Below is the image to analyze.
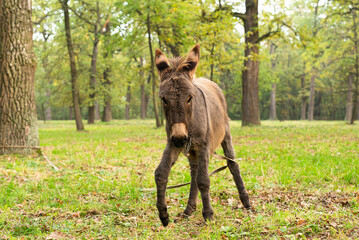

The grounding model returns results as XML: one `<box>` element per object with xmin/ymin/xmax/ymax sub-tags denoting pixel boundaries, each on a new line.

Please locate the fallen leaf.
<box><xmin>46</xmin><ymin>231</ymin><xmax>68</xmax><ymax>240</ymax></box>
<box><xmin>297</xmin><ymin>219</ymin><xmax>307</xmax><ymax>226</ymax></box>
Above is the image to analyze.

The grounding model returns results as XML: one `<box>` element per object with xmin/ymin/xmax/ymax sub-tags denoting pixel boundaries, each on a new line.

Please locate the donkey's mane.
<box><xmin>168</xmin><ymin>56</ymin><xmax>188</xmax><ymax>72</ymax></box>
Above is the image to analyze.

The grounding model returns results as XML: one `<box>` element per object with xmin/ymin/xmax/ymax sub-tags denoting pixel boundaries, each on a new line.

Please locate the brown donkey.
<box><xmin>154</xmin><ymin>44</ymin><xmax>252</xmax><ymax>226</ymax></box>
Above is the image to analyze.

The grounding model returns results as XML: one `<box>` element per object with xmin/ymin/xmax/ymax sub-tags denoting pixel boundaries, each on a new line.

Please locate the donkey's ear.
<box><xmin>184</xmin><ymin>44</ymin><xmax>200</xmax><ymax>79</ymax></box>
<box><xmin>155</xmin><ymin>49</ymin><xmax>170</xmax><ymax>74</ymax></box>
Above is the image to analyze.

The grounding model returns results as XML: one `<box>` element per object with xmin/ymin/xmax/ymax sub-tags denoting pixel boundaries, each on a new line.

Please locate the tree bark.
<box><xmin>61</xmin><ymin>0</ymin><xmax>84</xmax><ymax>130</ymax></box>
<box><xmin>102</xmin><ymin>22</ymin><xmax>112</xmax><ymax>122</ymax></box>
<box><xmin>125</xmin><ymin>84</ymin><xmax>131</xmax><ymax>120</ymax></box>
<box><xmin>241</xmin><ymin>0</ymin><xmax>261</xmax><ymax>126</ymax></box>
<box><xmin>308</xmin><ymin>74</ymin><xmax>315</xmax><ymax>121</ymax></box>
<box><xmin>0</xmin><ymin>0</ymin><xmax>39</xmax><ymax>154</ymax></box>
<box><xmin>147</xmin><ymin>12</ymin><xmax>161</xmax><ymax>127</ymax></box>
<box><xmin>345</xmin><ymin>74</ymin><xmax>354</xmax><ymax>121</ymax></box>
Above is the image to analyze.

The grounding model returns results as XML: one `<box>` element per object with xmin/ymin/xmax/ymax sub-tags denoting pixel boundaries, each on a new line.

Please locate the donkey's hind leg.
<box><xmin>221</xmin><ymin>127</ymin><xmax>252</xmax><ymax>210</ymax></box>
<box><xmin>184</xmin><ymin>152</ymin><xmax>199</xmax><ymax>216</ymax></box>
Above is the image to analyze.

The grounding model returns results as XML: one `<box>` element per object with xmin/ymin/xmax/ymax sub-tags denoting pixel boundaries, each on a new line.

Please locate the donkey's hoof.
<box><xmin>160</xmin><ymin>217</ymin><xmax>170</xmax><ymax>226</ymax></box>
<box><xmin>183</xmin><ymin>206</ymin><xmax>196</xmax><ymax>217</ymax></box>
<box><xmin>202</xmin><ymin>211</ymin><xmax>213</xmax><ymax>222</ymax></box>
<box><xmin>245</xmin><ymin>205</ymin><xmax>255</xmax><ymax>213</ymax></box>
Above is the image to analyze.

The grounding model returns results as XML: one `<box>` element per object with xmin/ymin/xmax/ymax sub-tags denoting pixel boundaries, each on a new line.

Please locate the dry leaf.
<box><xmin>46</xmin><ymin>231</ymin><xmax>68</xmax><ymax>240</ymax></box>
<box><xmin>297</xmin><ymin>219</ymin><xmax>307</xmax><ymax>226</ymax></box>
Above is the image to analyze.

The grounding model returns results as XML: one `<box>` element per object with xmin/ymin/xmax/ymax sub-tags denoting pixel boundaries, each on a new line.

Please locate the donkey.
<box><xmin>154</xmin><ymin>44</ymin><xmax>252</xmax><ymax>226</ymax></box>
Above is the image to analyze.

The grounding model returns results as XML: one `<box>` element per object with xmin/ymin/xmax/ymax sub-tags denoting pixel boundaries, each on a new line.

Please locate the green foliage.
<box><xmin>32</xmin><ymin>0</ymin><xmax>359</xmax><ymax>121</ymax></box>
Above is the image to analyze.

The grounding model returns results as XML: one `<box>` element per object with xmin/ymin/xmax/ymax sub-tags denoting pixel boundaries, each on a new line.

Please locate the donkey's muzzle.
<box><xmin>170</xmin><ymin>123</ymin><xmax>188</xmax><ymax>148</ymax></box>
<box><xmin>171</xmin><ymin>135</ymin><xmax>188</xmax><ymax>148</ymax></box>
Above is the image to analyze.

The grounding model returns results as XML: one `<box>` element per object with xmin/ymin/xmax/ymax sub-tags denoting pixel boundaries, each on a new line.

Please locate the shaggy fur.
<box><xmin>154</xmin><ymin>44</ymin><xmax>252</xmax><ymax>226</ymax></box>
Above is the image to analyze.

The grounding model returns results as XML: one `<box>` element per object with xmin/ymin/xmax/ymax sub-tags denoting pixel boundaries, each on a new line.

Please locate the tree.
<box><xmin>0</xmin><ymin>0</ymin><xmax>39</xmax><ymax>154</ymax></box>
<box><xmin>60</xmin><ymin>0</ymin><xmax>85</xmax><ymax>130</ymax></box>
<box><xmin>231</xmin><ymin>0</ymin><xmax>281</xmax><ymax>126</ymax></box>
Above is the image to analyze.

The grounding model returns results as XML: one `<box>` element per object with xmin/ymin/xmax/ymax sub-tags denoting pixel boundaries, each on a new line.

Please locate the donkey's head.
<box><xmin>155</xmin><ymin>44</ymin><xmax>200</xmax><ymax>148</ymax></box>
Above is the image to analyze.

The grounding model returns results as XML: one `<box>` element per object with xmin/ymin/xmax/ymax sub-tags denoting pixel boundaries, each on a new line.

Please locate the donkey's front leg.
<box><xmin>197</xmin><ymin>149</ymin><xmax>213</xmax><ymax>221</ymax></box>
<box><xmin>155</xmin><ymin>144</ymin><xmax>181</xmax><ymax>226</ymax></box>
<box><xmin>184</xmin><ymin>153</ymin><xmax>199</xmax><ymax>216</ymax></box>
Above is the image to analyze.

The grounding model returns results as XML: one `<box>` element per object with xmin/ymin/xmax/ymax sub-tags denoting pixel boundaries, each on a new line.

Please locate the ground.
<box><xmin>0</xmin><ymin>120</ymin><xmax>358</xmax><ymax>239</ymax></box>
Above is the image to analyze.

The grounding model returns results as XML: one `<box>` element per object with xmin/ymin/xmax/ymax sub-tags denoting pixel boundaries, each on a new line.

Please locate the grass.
<box><xmin>0</xmin><ymin>120</ymin><xmax>358</xmax><ymax>239</ymax></box>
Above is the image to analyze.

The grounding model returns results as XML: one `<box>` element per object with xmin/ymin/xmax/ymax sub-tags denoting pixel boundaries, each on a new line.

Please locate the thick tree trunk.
<box><xmin>61</xmin><ymin>0</ymin><xmax>84</xmax><ymax>130</ymax></box>
<box><xmin>0</xmin><ymin>0</ymin><xmax>39</xmax><ymax>154</ymax></box>
<box><xmin>102</xmin><ymin>22</ymin><xmax>112</xmax><ymax>122</ymax></box>
<box><xmin>308</xmin><ymin>74</ymin><xmax>315</xmax><ymax>121</ymax></box>
<box><xmin>345</xmin><ymin>74</ymin><xmax>353</xmax><ymax>121</ymax></box>
<box><xmin>125</xmin><ymin>84</ymin><xmax>131</xmax><ymax>120</ymax></box>
<box><xmin>147</xmin><ymin>12</ymin><xmax>161</xmax><ymax>127</ymax></box>
<box><xmin>241</xmin><ymin>0</ymin><xmax>260</xmax><ymax>126</ymax></box>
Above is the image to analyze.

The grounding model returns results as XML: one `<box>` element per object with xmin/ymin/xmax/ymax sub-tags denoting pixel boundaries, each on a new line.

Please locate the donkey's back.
<box><xmin>193</xmin><ymin>77</ymin><xmax>228</xmax><ymax>154</ymax></box>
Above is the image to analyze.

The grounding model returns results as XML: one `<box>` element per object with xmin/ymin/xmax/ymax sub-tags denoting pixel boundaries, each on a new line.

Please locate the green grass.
<box><xmin>0</xmin><ymin>120</ymin><xmax>358</xmax><ymax>239</ymax></box>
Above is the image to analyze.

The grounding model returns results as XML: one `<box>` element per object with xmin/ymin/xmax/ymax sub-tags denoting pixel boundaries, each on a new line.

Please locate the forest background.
<box><xmin>32</xmin><ymin>0</ymin><xmax>359</xmax><ymax>127</ymax></box>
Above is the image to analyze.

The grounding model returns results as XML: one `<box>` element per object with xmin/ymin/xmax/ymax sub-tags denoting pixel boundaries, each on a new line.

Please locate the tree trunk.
<box><xmin>351</xmin><ymin>9</ymin><xmax>359</xmax><ymax>124</ymax></box>
<box><xmin>88</xmin><ymin>31</ymin><xmax>99</xmax><ymax>124</ymax></box>
<box><xmin>210</xmin><ymin>41</ymin><xmax>215</xmax><ymax>81</ymax></box>
<box><xmin>269</xmin><ymin>84</ymin><xmax>277</xmax><ymax>120</ymax></box>
<box><xmin>241</xmin><ymin>0</ymin><xmax>260</xmax><ymax>126</ymax></box>
<box><xmin>95</xmin><ymin>101</ymin><xmax>101</xmax><ymax>120</ymax></box>
<box><xmin>41</xmin><ymin>32</ymin><xmax>52</xmax><ymax>121</ymax></box>
<box><xmin>269</xmin><ymin>43</ymin><xmax>277</xmax><ymax>120</ymax></box>
<box><xmin>147</xmin><ymin>12</ymin><xmax>161</xmax><ymax>127</ymax></box>
<box><xmin>140</xmin><ymin>56</ymin><xmax>146</xmax><ymax>119</ymax></box>
<box><xmin>45</xmin><ymin>89</ymin><xmax>52</xmax><ymax>120</ymax></box>
<box><xmin>125</xmin><ymin>84</ymin><xmax>131</xmax><ymax>120</ymax></box>
<box><xmin>300</xmin><ymin>63</ymin><xmax>307</xmax><ymax>120</ymax></box>
<box><xmin>69</xmin><ymin>106</ymin><xmax>73</xmax><ymax>120</ymax></box>
<box><xmin>61</xmin><ymin>0</ymin><xmax>84</xmax><ymax>131</ymax></box>
<box><xmin>102</xmin><ymin>22</ymin><xmax>112</xmax><ymax>122</ymax></box>
<box><xmin>345</xmin><ymin>74</ymin><xmax>354</xmax><ymax>121</ymax></box>
<box><xmin>0</xmin><ymin>0</ymin><xmax>39</xmax><ymax>154</ymax></box>
<box><xmin>308</xmin><ymin>74</ymin><xmax>315</xmax><ymax>121</ymax></box>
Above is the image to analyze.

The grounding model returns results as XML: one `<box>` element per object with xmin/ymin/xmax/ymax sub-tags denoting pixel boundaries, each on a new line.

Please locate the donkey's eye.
<box><xmin>187</xmin><ymin>97</ymin><xmax>192</xmax><ymax>104</ymax></box>
<box><xmin>161</xmin><ymin>98</ymin><xmax>168</xmax><ymax>105</ymax></box>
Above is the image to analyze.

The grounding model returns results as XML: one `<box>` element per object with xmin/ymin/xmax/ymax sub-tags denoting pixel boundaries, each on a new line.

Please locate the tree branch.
<box><xmin>67</xmin><ymin>5</ymin><xmax>95</xmax><ymax>26</ymax></box>
<box><xmin>256</xmin><ymin>30</ymin><xmax>280</xmax><ymax>43</ymax></box>
<box><xmin>231</xmin><ymin>12</ymin><xmax>247</xmax><ymax>22</ymax></box>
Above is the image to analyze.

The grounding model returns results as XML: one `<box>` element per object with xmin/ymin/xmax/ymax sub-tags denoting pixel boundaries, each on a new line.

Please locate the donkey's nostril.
<box><xmin>171</xmin><ymin>136</ymin><xmax>187</xmax><ymax>148</ymax></box>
